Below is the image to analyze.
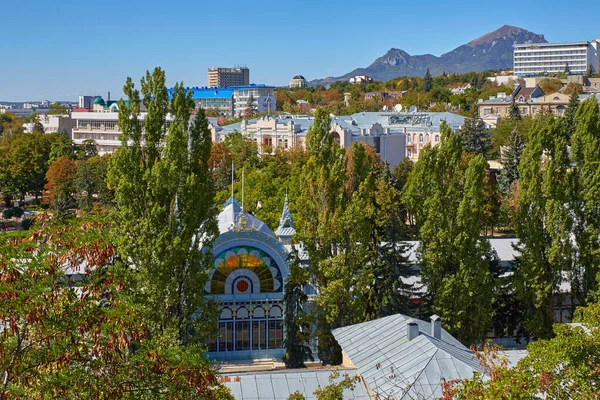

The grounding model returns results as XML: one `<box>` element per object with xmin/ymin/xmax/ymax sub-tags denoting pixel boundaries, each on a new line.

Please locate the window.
<box><xmin>374</xmin><ymin>136</ymin><xmax>381</xmax><ymax>153</ymax></box>
<box><xmin>235</xmin><ymin>321</ymin><xmax>250</xmax><ymax>350</ymax></box>
<box><xmin>435</xmin><ymin>135</ymin><xmax>440</xmax><ymax>143</ymax></box>
<box><xmin>252</xmin><ymin>320</ymin><xmax>267</xmax><ymax>350</ymax></box>
<box><xmin>268</xmin><ymin>320</ymin><xmax>283</xmax><ymax>349</ymax></box>
<box><xmin>419</xmin><ymin>134</ymin><xmax>424</xmax><ymax>143</ymax></box>
<box><xmin>407</xmin><ymin>135</ymin><xmax>412</xmax><ymax>144</ymax></box>
<box><xmin>218</xmin><ymin>321</ymin><xmax>233</xmax><ymax>352</ymax></box>
<box><xmin>407</xmin><ymin>149</ymin><xmax>412</xmax><ymax>158</ymax></box>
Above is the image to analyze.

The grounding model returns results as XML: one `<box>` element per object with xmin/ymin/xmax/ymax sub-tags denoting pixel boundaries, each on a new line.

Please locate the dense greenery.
<box><xmin>107</xmin><ymin>67</ymin><xmax>219</xmax><ymax>344</ymax></box>
<box><xmin>0</xmin><ymin>213</ymin><xmax>231</xmax><ymax>399</ymax></box>
<box><xmin>404</xmin><ymin>122</ymin><xmax>495</xmax><ymax>343</ymax></box>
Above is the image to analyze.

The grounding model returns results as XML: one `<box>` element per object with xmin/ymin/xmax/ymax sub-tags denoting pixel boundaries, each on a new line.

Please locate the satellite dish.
<box><xmin>409</xmin><ymin>105</ymin><xmax>417</xmax><ymax>113</ymax></box>
<box><xmin>393</xmin><ymin>104</ymin><xmax>403</xmax><ymax>112</ymax></box>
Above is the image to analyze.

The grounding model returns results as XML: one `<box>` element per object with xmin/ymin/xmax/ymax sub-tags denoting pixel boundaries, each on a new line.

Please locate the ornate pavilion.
<box><xmin>205</xmin><ymin>195</ymin><xmax>296</xmax><ymax>361</ymax></box>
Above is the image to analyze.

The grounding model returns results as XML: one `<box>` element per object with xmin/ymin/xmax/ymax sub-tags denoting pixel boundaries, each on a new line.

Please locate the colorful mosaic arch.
<box><xmin>210</xmin><ymin>246</ymin><xmax>283</xmax><ymax>295</ymax></box>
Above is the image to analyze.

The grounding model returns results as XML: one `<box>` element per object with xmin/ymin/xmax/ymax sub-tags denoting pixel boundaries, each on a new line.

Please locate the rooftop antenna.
<box><xmin>231</xmin><ymin>160</ymin><xmax>234</xmax><ymax>200</ymax></box>
<box><xmin>241</xmin><ymin>167</ymin><xmax>245</xmax><ymax>211</ymax></box>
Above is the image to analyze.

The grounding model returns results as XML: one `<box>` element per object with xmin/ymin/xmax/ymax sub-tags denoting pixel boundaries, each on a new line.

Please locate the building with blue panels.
<box><xmin>167</xmin><ymin>84</ymin><xmax>276</xmax><ymax>118</ymax></box>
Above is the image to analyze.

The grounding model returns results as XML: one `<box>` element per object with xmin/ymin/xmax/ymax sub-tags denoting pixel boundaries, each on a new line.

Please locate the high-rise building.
<box><xmin>514</xmin><ymin>40</ymin><xmax>600</xmax><ymax>77</ymax></box>
<box><xmin>207</xmin><ymin>66</ymin><xmax>249</xmax><ymax>87</ymax></box>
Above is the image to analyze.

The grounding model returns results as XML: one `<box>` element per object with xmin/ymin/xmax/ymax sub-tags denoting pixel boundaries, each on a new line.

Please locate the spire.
<box><xmin>275</xmin><ymin>191</ymin><xmax>295</xmax><ymax>244</ymax></box>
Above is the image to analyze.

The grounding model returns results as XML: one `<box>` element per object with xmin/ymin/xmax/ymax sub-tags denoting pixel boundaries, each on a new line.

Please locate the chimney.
<box><xmin>108</xmin><ymin>92</ymin><xmax>111</xmax><ymax>102</ymax></box>
<box><xmin>430</xmin><ymin>314</ymin><xmax>441</xmax><ymax>339</ymax></box>
<box><xmin>406</xmin><ymin>319</ymin><xmax>419</xmax><ymax>341</ymax></box>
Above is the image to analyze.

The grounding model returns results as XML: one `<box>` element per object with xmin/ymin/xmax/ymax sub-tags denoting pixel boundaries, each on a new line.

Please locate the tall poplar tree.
<box><xmin>514</xmin><ymin>116</ymin><xmax>572</xmax><ymax>339</ymax></box>
<box><xmin>296</xmin><ymin>109</ymin><xmax>412</xmax><ymax>363</ymax></box>
<box><xmin>404</xmin><ymin>122</ymin><xmax>494</xmax><ymax>344</ymax></box>
<box><xmin>107</xmin><ymin>67</ymin><xmax>218</xmax><ymax>344</ymax></box>
<box><xmin>569</xmin><ymin>98</ymin><xmax>600</xmax><ymax>304</ymax></box>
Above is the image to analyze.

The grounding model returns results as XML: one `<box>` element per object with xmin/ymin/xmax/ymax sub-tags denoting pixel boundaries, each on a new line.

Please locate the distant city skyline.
<box><xmin>1</xmin><ymin>0</ymin><xmax>599</xmax><ymax>102</ymax></box>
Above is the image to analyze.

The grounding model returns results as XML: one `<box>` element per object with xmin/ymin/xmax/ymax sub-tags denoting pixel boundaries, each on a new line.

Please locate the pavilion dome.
<box><xmin>217</xmin><ymin>197</ymin><xmax>275</xmax><ymax>238</ymax></box>
<box><xmin>93</xmin><ymin>96</ymin><xmax>105</xmax><ymax>106</ymax></box>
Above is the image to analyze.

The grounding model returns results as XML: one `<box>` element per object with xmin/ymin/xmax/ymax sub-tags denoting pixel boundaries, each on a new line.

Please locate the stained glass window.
<box><xmin>210</xmin><ymin>246</ymin><xmax>282</xmax><ymax>294</ymax></box>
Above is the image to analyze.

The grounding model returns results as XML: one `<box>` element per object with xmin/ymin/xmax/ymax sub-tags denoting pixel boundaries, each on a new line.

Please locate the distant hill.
<box><xmin>310</xmin><ymin>25</ymin><xmax>547</xmax><ymax>85</ymax></box>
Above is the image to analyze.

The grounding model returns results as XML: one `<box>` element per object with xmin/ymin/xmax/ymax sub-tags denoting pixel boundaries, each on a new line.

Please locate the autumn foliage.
<box><xmin>0</xmin><ymin>213</ymin><xmax>231</xmax><ymax>399</ymax></box>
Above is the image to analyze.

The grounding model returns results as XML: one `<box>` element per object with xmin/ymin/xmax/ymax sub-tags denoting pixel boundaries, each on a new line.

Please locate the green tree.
<box><xmin>424</xmin><ymin>68</ymin><xmax>433</xmax><ymax>92</ymax></box>
<box><xmin>569</xmin><ymin>98</ymin><xmax>600</xmax><ymax>304</ymax></box>
<box><xmin>443</xmin><ymin>294</ymin><xmax>600</xmax><ymax>399</ymax></box>
<box><xmin>460</xmin><ymin>118</ymin><xmax>492</xmax><ymax>157</ymax></box>
<box><xmin>48</xmin><ymin>101</ymin><xmax>69</xmax><ymax>115</ymax></box>
<box><xmin>508</xmin><ymin>98</ymin><xmax>521</xmax><ymax>120</ymax></box>
<box><xmin>0</xmin><ymin>214</ymin><xmax>232</xmax><ymax>400</ymax></box>
<box><xmin>497</xmin><ymin>127</ymin><xmax>526</xmax><ymax>195</ymax></box>
<box><xmin>404</xmin><ymin>123</ymin><xmax>494</xmax><ymax>344</ymax></box>
<box><xmin>49</xmin><ymin>130</ymin><xmax>78</xmax><ymax>163</ymax></box>
<box><xmin>107</xmin><ymin>67</ymin><xmax>219</xmax><ymax>344</ymax></box>
<box><xmin>0</xmin><ymin>131</ymin><xmax>55</xmax><ymax>204</ymax></box>
<box><xmin>563</xmin><ymin>89</ymin><xmax>580</xmax><ymax>140</ymax></box>
<box><xmin>282</xmin><ymin>254</ymin><xmax>314</xmax><ymax>369</ymax></box>
<box><xmin>75</xmin><ymin>154</ymin><xmax>113</xmax><ymax>210</ymax></box>
<box><xmin>586</xmin><ymin>63</ymin><xmax>595</xmax><ymax>78</ymax></box>
<box><xmin>514</xmin><ymin>116</ymin><xmax>572</xmax><ymax>339</ymax></box>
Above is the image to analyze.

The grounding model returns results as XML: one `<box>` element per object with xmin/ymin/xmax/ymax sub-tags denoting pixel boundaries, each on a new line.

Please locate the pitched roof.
<box><xmin>332</xmin><ymin>314</ymin><xmax>484</xmax><ymax>399</ymax></box>
<box><xmin>221</xmin><ymin>368</ymin><xmax>371</xmax><ymax>400</ymax></box>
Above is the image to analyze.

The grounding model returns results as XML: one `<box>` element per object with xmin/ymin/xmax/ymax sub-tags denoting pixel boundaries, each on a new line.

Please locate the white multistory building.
<box><xmin>514</xmin><ymin>40</ymin><xmax>600</xmax><ymax>77</ymax></box>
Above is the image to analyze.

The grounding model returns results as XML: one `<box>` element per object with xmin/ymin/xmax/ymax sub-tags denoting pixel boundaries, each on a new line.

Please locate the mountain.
<box><xmin>310</xmin><ymin>26</ymin><xmax>546</xmax><ymax>85</ymax></box>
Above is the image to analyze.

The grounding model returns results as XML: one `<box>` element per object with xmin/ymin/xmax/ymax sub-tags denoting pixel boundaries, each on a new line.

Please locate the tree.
<box><xmin>442</xmin><ymin>292</ymin><xmax>600</xmax><ymax>399</ymax></box>
<box><xmin>44</xmin><ymin>156</ymin><xmax>79</xmax><ymax>220</ymax></box>
<box><xmin>75</xmin><ymin>155</ymin><xmax>113</xmax><ymax>210</ymax></box>
<box><xmin>0</xmin><ymin>214</ymin><xmax>232</xmax><ymax>399</ymax></box>
<box><xmin>44</xmin><ymin>156</ymin><xmax>78</xmax><ymax>206</ymax></box>
<box><xmin>563</xmin><ymin>89</ymin><xmax>580</xmax><ymax>140</ymax></box>
<box><xmin>508</xmin><ymin>98</ymin><xmax>521</xmax><ymax>120</ymax></box>
<box><xmin>569</xmin><ymin>98</ymin><xmax>600</xmax><ymax>305</ymax></box>
<box><xmin>48</xmin><ymin>130</ymin><xmax>78</xmax><ymax>163</ymax></box>
<box><xmin>586</xmin><ymin>63</ymin><xmax>596</xmax><ymax>78</ymax></box>
<box><xmin>0</xmin><ymin>131</ymin><xmax>55</xmax><ymax>204</ymax></box>
<box><xmin>513</xmin><ymin>116</ymin><xmax>572</xmax><ymax>339</ymax></box>
<box><xmin>460</xmin><ymin>118</ymin><xmax>492</xmax><ymax>157</ymax></box>
<box><xmin>538</xmin><ymin>77</ymin><xmax>564</xmax><ymax>94</ymax></box>
<box><xmin>424</xmin><ymin>68</ymin><xmax>433</xmax><ymax>92</ymax></box>
<box><xmin>404</xmin><ymin>123</ymin><xmax>495</xmax><ymax>344</ymax></box>
<box><xmin>107</xmin><ymin>67</ymin><xmax>219</xmax><ymax>344</ymax></box>
<box><xmin>282</xmin><ymin>253</ymin><xmax>314</xmax><ymax>369</ymax></box>
<box><xmin>48</xmin><ymin>101</ymin><xmax>69</xmax><ymax>115</ymax></box>
<box><xmin>497</xmin><ymin>127</ymin><xmax>526</xmax><ymax>195</ymax></box>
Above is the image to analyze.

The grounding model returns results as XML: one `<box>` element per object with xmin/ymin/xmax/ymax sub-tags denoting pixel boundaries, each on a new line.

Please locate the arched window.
<box><xmin>419</xmin><ymin>134</ymin><xmax>424</xmax><ymax>143</ymax></box>
<box><xmin>435</xmin><ymin>135</ymin><xmax>440</xmax><ymax>143</ymax></box>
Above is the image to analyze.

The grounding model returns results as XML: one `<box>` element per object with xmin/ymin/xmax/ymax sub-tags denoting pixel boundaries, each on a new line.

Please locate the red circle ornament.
<box><xmin>236</xmin><ymin>280</ymin><xmax>249</xmax><ymax>293</ymax></box>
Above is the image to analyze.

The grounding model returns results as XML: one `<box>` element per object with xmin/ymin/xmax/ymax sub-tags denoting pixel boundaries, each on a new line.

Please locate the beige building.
<box><xmin>289</xmin><ymin>75</ymin><xmax>307</xmax><ymax>88</ymax></box>
<box><xmin>213</xmin><ymin>112</ymin><xmax>466</xmax><ymax>167</ymax></box>
<box><xmin>207</xmin><ymin>66</ymin><xmax>249</xmax><ymax>88</ymax></box>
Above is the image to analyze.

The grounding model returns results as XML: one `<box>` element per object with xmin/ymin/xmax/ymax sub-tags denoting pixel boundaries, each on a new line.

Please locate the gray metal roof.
<box><xmin>332</xmin><ymin>314</ymin><xmax>484</xmax><ymax>400</ymax></box>
<box><xmin>221</xmin><ymin>368</ymin><xmax>371</xmax><ymax>399</ymax></box>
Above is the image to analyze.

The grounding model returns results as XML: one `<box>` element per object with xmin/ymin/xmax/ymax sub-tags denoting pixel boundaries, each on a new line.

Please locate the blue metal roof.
<box><xmin>167</xmin><ymin>84</ymin><xmax>274</xmax><ymax>100</ymax></box>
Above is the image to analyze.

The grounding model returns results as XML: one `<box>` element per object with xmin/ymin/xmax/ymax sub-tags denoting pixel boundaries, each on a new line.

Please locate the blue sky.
<box><xmin>1</xmin><ymin>0</ymin><xmax>598</xmax><ymax>102</ymax></box>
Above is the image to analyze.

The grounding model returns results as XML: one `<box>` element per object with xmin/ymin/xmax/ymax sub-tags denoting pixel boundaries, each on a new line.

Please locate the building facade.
<box><xmin>208</xmin><ymin>66</ymin><xmax>250</xmax><ymax>88</ymax></box>
<box><xmin>214</xmin><ymin>111</ymin><xmax>465</xmax><ymax>167</ymax></box>
<box><xmin>289</xmin><ymin>75</ymin><xmax>308</xmax><ymax>88</ymax></box>
<box><xmin>514</xmin><ymin>40</ymin><xmax>600</xmax><ymax>77</ymax></box>
<box><xmin>205</xmin><ymin>197</ymin><xmax>295</xmax><ymax>361</ymax></box>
